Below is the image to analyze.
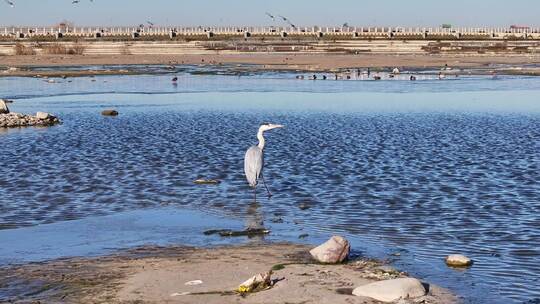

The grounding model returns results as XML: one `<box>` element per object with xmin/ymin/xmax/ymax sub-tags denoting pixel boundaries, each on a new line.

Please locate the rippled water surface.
<box><xmin>1</xmin><ymin>69</ymin><xmax>540</xmax><ymax>303</ymax></box>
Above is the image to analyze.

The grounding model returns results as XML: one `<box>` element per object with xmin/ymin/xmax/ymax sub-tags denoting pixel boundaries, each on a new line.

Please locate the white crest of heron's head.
<box><xmin>258</xmin><ymin>123</ymin><xmax>284</xmax><ymax>132</ymax></box>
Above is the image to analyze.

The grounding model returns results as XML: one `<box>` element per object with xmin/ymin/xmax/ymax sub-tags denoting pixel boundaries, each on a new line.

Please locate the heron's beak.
<box><xmin>270</xmin><ymin>124</ymin><xmax>284</xmax><ymax>130</ymax></box>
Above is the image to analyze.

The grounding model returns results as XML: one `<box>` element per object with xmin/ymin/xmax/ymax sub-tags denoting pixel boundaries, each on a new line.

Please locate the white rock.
<box><xmin>445</xmin><ymin>254</ymin><xmax>472</xmax><ymax>267</ymax></box>
<box><xmin>352</xmin><ymin>278</ymin><xmax>426</xmax><ymax>302</ymax></box>
<box><xmin>36</xmin><ymin>112</ymin><xmax>50</xmax><ymax>120</ymax></box>
<box><xmin>0</xmin><ymin>99</ymin><xmax>9</xmax><ymax>114</ymax></box>
<box><xmin>309</xmin><ymin>235</ymin><xmax>350</xmax><ymax>264</ymax></box>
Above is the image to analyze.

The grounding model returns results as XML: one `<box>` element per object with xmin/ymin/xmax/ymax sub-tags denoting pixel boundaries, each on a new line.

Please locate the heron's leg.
<box><xmin>253</xmin><ymin>185</ymin><xmax>257</xmax><ymax>203</ymax></box>
<box><xmin>261</xmin><ymin>173</ymin><xmax>272</xmax><ymax>198</ymax></box>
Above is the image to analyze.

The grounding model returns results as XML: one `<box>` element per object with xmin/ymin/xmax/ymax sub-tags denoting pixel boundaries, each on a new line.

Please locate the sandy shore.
<box><xmin>0</xmin><ymin>243</ymin><xmax>458</xmax><ymax>304</ymax></box>
<box><xmin>1</xmin><ymin>53</ymin><xmax>540</xmax><ymax>77</ymax></box>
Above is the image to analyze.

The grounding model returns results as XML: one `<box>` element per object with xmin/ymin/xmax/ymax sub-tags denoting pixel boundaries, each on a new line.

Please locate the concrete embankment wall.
<box><xmin>1</xmin><ymin>39</ymin><xmax>539</xmax><ymax>56</ymax></box>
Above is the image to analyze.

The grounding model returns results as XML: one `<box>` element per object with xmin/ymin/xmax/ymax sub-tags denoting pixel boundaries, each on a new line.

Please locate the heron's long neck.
<box><xmin>257</xmin><ymin>130</ymin><xmax>265</xmax><ymax>150</ymax></box>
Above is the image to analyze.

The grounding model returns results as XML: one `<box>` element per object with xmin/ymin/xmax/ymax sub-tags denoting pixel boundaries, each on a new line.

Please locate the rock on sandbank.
<box><xmin>352</xmin><ymin>277</ymin><xmax>426</xmax><ymax>302</ymax></box>
<box><xmin>309</xmin><ymin>235</ymin><xmax>350</xmax><ymax>263</ymax></box>
<box><xmin>0</xmin><ymin>99</ymin><xmax>9</xmax><ymax>114</ymax></box>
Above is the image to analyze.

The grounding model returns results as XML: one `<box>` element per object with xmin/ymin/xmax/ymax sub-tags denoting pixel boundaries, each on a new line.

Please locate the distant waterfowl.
<box><xmin>172</xmin><ymin>76</ymin><xmax>178</xmax><ymax>82</ymax></box>
<box><xmin>410</xmin><ymin>75</ymin><xmax>417</xmax><ymax>81</ymax></box>
<box><xmin>373</xmin><ymin>75</ymin><xmax>381</xmax><ymax>80</ymax></box>
<box><xmin>438</xmin><ymin>72</ymin><xmax>446</xmax><ymax>80</ymax></box>
<box><xmin>244</xmin><ymin>123</ymin><xmax>283</xmax><ymax>201</ymax></box>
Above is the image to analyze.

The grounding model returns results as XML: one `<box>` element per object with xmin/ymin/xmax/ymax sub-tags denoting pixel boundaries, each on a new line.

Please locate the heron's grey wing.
<box><xmin>244</xmin><ymin>146</ymin><xmax>263</xmax><ymax>187</ymax></box>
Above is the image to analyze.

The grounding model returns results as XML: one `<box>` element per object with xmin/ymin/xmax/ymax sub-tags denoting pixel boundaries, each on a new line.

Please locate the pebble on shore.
<box><xmin>0</xmin><ymin>112</ymin><xmax>60</xmax><ymax>128</ymax></box>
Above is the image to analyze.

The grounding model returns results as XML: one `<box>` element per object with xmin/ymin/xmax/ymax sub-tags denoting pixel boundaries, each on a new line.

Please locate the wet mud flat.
<box><xmin>0</xmin><ymin>243</ymin><xmax>457</xmax><ymax>304</ymax></box>
<box><xmin>1</xmin><ymin>53</ymin><xmax>540</xmax><ymax>77</ymax></box>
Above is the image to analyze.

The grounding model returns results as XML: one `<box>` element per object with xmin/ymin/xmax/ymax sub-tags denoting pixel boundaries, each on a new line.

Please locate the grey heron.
<box><xmin>244</xmin><ymin>123</ymin><xmax>283</xmax><ymax>201</ymax></box>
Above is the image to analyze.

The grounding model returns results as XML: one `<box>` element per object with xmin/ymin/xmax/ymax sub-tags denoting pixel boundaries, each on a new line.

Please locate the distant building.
<box><xmin>510</xmin><ymin>25</ymin><xmax>530</xmax><ymax>30</ymax></box>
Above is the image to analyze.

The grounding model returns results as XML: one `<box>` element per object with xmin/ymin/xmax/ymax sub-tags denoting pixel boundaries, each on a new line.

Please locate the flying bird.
<box><xmin>265</xmin><ymin>12</ymin><xmax>275</xmax><ymax>22</ymax></box>
<box><xmin>4</xmin><ymin>0</ymin><xmax>14</xmax><ymax>7</ymax></box>
<box><xmin>278</xmin><ymin>15</ymin><xmax>297</xmax><ymax>29</ymax></box>
<box><xmin>147</xmin><ymin>21</ymin><xmax>154</xmax><ymax>27</ymax></box>
<box><xmin>244</xmin><ymin>123</ymin><xmax>283</xmax><ymax>201</ymax></box>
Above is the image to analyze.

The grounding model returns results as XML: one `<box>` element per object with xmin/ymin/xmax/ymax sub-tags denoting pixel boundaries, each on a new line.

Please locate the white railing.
<box><xmin>1</xmin><ymin>26</ymin><xmax>539</xmax><ymax>38</ymax></box>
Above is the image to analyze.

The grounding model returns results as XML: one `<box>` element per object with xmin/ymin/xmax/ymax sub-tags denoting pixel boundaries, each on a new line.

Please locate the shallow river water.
<box><xmin>0</xmin><ymin>67</ymin><xmax>539</xmax><ymax>303</ymax></box>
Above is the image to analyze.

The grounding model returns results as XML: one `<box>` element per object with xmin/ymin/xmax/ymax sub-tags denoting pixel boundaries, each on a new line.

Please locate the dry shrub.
<box><xmin>70</xmin><ymin>42</ymin><xmax>86</xmax><ymax>55</ymax></box>
<box><xmin>120</xmin><ymin>43</ymin><xmax>131</xmax><ymax>55</ymax></box>
<box><xmin>14</xmin><ymin>43</ymin><xmax>36</xmax><ymax>55</ymax></box>
<box><xmin>42</xmin><ymin>42</ymin><xmax>86</xmax><ymax>55</ymax></box>
<box><xmin>42</xmin><ymin>43</ymin><xmax>67</xmax><ymax>54</ymax></box>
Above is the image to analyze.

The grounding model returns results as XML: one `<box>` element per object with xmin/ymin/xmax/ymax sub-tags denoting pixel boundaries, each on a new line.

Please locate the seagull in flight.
<box><xmin>265</xmin><ymin>12</ymin><xmax>275</xmax><ymax>22</ymax></box>
<box><xmin>4</xmin><ymin>0</ymin><xmax>14</xmax><ymax>7</ymax></box>
<box><xmin>278</xmin><ymin>15</ymin><xmax>297</xmax><ymax>29</ymax></box>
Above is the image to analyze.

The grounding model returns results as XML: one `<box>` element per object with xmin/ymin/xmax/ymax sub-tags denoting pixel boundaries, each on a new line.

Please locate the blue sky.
<box><xmin>0</xmin><ymin>0</ymin><xmax>538</xmax><ymax>27</ymax></box>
